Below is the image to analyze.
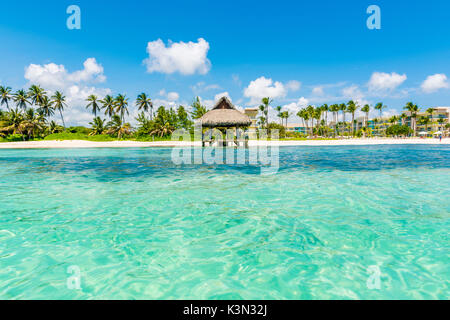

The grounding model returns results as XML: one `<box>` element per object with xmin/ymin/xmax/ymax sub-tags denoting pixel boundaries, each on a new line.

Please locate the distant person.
<box><xmin>439</xmin><ymin>134</ymin><xmax>442</xmax><ymax>142</ymax></box>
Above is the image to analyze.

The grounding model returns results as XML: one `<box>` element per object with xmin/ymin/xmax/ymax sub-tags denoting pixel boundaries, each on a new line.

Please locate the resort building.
<box><xmin>367</xmin><ymin>117</ymin><xmax>401</xmax><ymax>136</ymax></box>
<box><xmin>407</xmin><ymin>106</ymin><xmax>450</xmax><ymax>134</ymax></box>
<box><xmin>246</xmin><ymin>105</ymin><xmax>449</xmax><ymax>137</ymax></box>
<box><xmin>286</xmin><ymin>123</ymin><xmax>307</xmax><ymax>134</ymax></box>
<box><xmin>345</xmin><ymin>106</ymin><xmax>450</xmax><ymax>136</ymax></box>
<box><xmin>244</xmin><ymin>108</ymin><xmax>259</xmax><ymax>130</ymax></box>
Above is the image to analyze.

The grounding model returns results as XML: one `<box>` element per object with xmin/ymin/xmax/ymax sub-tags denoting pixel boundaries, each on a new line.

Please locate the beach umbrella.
<box><xmin>433</xmin><ymin>131</ymin><xmax>442</xmax><ymax>135</ymax></box>
<box><xmin>418</xmin><ymin>131</ymin><xmax>428</xmax><ymax>135</ymax></box>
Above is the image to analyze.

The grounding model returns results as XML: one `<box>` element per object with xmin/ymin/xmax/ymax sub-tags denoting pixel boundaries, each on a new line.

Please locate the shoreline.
<box><xmin>0</xmin><ymin>138</ymin><xmax>448</xmax><ymax>149</ymax></box>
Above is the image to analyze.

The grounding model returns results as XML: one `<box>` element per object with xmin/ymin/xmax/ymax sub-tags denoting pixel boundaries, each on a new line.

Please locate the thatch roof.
<box><xmin>199</xmin><ymin>96</ymin><xmax>252</xmax><ymax>128</ymax></box>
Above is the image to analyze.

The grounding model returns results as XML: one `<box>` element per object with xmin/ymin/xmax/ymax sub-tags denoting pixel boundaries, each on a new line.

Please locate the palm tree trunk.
<box><xmin>351</xmin><ymin>114</ymin><xmax>354</xmax><ymax>136</ymax></box>
<box><xmin>414</xmin><ymin>117</ymin><xmax>417</xmax><ymax>136</ymax></box>
<box><xmin>59</xmin><ymin>109</ymin><xmax>66</xmax><ymax>128</ymax></box>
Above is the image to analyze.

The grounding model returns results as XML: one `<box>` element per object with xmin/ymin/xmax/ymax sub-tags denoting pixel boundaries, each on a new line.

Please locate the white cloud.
<box><xmin>342</xmin><ymin>85</ymin><xmax>362</xmax><ymax>99</ymax></box>
<box><xmin>158</xmin><ymin>89</ymin><xmax>180</xmax><ymax>101</ymax></box>
<box><xmin>243</xmin><ymin>76</ymin><xmax>287</xmax><ymax>105</ymax></box>
<box><xmin>421</xmin><ymin>74</ymin><xmax>449</xmax><ymax>93</ymax></box>
<box><xmin>25</xmin><ymin>58</ymin><xmax>106</xmax><ymax>88</ymax></box>
<box><xmin>368</xmin><ymin>72</ymin><xmax>407</xmax><ymax>93</ymax></box>
<box><xmin>143</xmin><ymin>38</ymin><xmax>211</xmax><ymax>75</ymax></box>
<box><xmin>297</xmin><ymin>97</ymin><xmax>309</xmax><ymax>108</ymax></box>
<box><xmin>167</xmin><ymin>91</ymin><xmax>179</xmax><ymax>101</ymax></box>
<box><xmin>342</xmin><ymin>85</ymin><xmax>369</xmax><ymax>107</ymax></box>
<box><xmin>199</xmin><ymin>97</ymin><xmax>215</xmax><ymax>109</ymax></box>
<box><xmin>312</xmin><ymin>86</ymin><xmax>324</xmax><ymax>96</ymax></box>
<box><xmin>382</xmin><ymin>109</ymin><xmax>398</xmax><ymax>118</ymax></box>
<box><xmin>285</xmin><ymin>80</ymin><xmax>301</xmax><ymax>92</ymax></box>
<box><xmin>24</xmin><ymin>58</ymin><xmax>111</xmax><ymax>126</ymax></box>
<box><xmin>232</xmin><ymin>74</ymin><xmax>242</xmax><ymax>87</ymax></box>
<box><xmin>214</xmin><ymin>91</ymin><xmax>231</xmax><ymax>102</ymax></box>
<box><xmin>282</xmin><ymin>97</ymin><xmax>309</xmax><ymax>114</ymax></box>
<box><xmin>152</xmin><ymin>98</ymin><xmax>178</xmax><ymax>109</ymax></box>
<box><xmin>191</xmin><ymin>81</ymin><xmax>220</xmax><ymax>93</ymax></box>
<box><xmin>68</xmin><ymin>58</ymin><xmax>106</xmax><ymax>83</ymax></box>
<box><xmin>274</xmin><ymin>97</ymin><xmax>309</xmax><ymax>123</ymax></box>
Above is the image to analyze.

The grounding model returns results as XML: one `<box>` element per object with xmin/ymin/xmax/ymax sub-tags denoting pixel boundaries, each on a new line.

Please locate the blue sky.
<box><xmin>1</xmin><ymin>0</ymin><xmax>449</xmax><ymax>124</ymax></box>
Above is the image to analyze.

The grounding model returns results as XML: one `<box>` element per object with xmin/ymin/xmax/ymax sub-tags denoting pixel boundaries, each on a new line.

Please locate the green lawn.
<box><xmin>0</xmin><ymin>132</ymin><xmax>347</xmax><ymax>143</ymax></box>
<box><xmin>43</xmin><ymin>132</ymin><xmax>116</xmax><ymax>141</ymax></box>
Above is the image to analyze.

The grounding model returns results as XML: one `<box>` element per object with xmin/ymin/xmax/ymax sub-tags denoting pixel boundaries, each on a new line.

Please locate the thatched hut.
<box><xmin>198</xmin><ymin>96</ymin><xmax>251</xmax><ymax>146</ymax></box>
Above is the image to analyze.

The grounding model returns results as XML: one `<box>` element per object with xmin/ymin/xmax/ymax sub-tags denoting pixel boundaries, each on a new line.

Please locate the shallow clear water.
<box><xmin>0</xmin><ymin>145</ymin><xmax>449</xmax><ymax>299</ymax></box>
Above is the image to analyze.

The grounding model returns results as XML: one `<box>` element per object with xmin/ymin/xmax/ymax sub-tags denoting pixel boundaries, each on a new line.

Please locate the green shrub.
<box><xmin>6</xmin><ymin>134</ymin><xmax>24</xmax><ymax>142</ymax></box>
<box><xmin>285</xmin><ymin>131</ymin><xmax>307</xmax><ymax>139</ymax></box>
<box><xmin>44</xmin><ymin>132</ymin><xmax>115</xmax><ymax>141</ymax></box>
<box><xmin>386</xmin><ymin>124</ymin><xmax>412</xmax><ymax>137</ymax></box>
<box><xmin>267</xmin><ymin>123</ymin><xmax>286</xmax><ymax>139</ymax></box>
<box><xmin>66</xmin><ymin>126</ymin><xmax>91</xmax><ymax>134</ymax></box>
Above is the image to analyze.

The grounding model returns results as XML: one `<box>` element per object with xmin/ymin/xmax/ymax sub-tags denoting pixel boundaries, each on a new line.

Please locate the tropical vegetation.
<box><xmin>0</xmin><ymin>84</ymin><xmax>448</xmax><ymax>142</ymax></box>
<box><xmin>0</xmin><ymin>84</ymin><xmax>203</xmax><ymax>142</ymax></box>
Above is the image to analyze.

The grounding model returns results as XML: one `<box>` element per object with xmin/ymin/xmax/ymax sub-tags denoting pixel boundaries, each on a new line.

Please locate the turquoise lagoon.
<box><xmin>0</xmin><ymin>145</ymin><xmax>449</xmax><ymax>299</ymax></box>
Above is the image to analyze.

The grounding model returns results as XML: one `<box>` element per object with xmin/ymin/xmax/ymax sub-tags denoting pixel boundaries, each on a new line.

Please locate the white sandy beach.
<box><xmin>0</xmin><ymin>138</ymin><xmax>448</xmax><ymax>149</ymax></box>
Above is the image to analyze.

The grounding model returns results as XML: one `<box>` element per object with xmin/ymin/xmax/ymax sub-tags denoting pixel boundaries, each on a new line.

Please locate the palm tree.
<box><xmin>191</xmin><ymin>97</ymin><xmax>207</xmax><ymax>119</ymax></box>
<box><xmin>89</xmin><ymin>116</ymin><xmax>107</xmax><ymax>135</ymax></box>
<box><xmin>51</xmin><ymin>91</ymin><xmax>67</xmax><ymax>128</ymax></box>
<box><xmin>361</xmin><ymin>104</ymin><xmax>370</xmax><ymax>128</ymax></box>
<box><xmin>0</xmin><ymin>86</ymin><xmax>12</xmax><ymax>111</ymax></box>
<box><xmin>321</xmin><ymin>104</ymin><xmax>329</xmax><ymax>135</ymax></box>
<box><xmin>426</xmin><ymin>108</ymin><xmax>434</xmax><ymax>130</ymax></box>
<box><xmin>329</xmin><ymin>104</ymin><xmax>339</xmax><ymax>137</ymax></box>
<box><xmin>48</xmin><ymin>120</ymin><xmax>63</xmax><ymax>134</ymax></box>
<box><xmin>107</xmin><ymin>114</ymin><xmax>131</xmax><ymax>139</ymax></box>
<box><xmin>297</xmin><ymin>109</ymin><xmax>310</xmax><ymax>136</ymax></box>
<box><xmin>13</xmin><ymin>89</ymin><xmax>30</xmax><ymax>110</ymax></box>
<box><xmin>276</xmin><ymin>106</ymin><xmax>282</xmax><ymax>125</ymax></box>
<box><xmin>4</xmin><ymin>108</ymin><xmax>24</xmax><ymax>137</ymax></box>
<box><xmin>114</xmin><ymin>94</ymin><xmax>129</xmax><ymax>123</ymax></box>
<box><xmin>389</xmin><ymin>115</ymin><xmax>399</xmax><ymax>126</ymax></box>
<box><xmin>101</xmin><ymin>95</ymin><xmax>116</xmax><ymax>118</ymax></box>
<box><xmin>28</xmin><ymin>85</ymin><xmax>47</xmax><ymax>107</ymax></box>
<box><xmin>374</xmin><ymin>102</ymin><xmax>386</xmax><ymax>119</ymax></box>
<box><xmin>86</xmin><ymin>95</ymin><xmax>101</xmax><ymax>117</ymax></box>
<box><xmin>151</xmin><ymin>117</ymin><xmax>175</xmax><ymax>137</ymax></box>
<box><xmin>22</xmin><ymin>108</ymin><xmax>45</xmax><ymax>140</ymax></box>
<box><xmin>400</xmin><ymin>113</ymin><xmax>408</xmax><ymax>126</ymax></box>
<box><xmin>136</xmin><ymin>93</ymin><xmax>153</xmax><ymax>120</ymax></box>
<box><xmin>437</xmin><ymin>118</ymin><xmax>445</xmax><ymax>130</ymax></box>
<box><xmin>339</xmin><ymin>103</ymin><xmax>347</xmax><ymax>133</ymax></box>
<box><xmin>305</xmin><ymin>105</ymin><xmax>315</xmax><ymax>136</ymax></box>
<box><xmin>404</xmin><ymin>102</ymin><xmax>420</xmax><ymax>136</ymax></box>
<box><xmin>259</xmin><ymin>97</ymin><xmax>272</xmax><ymax>128</ymax></box>
<box><xmin>347</xmin><ymin>100</ymin><xmax>359</xmax><ymax>136</ymax></box>
<box><xmin>281</xmin><ymin>111</ymin><xmax>289</xmax><ymax>127</ymax></box>
<box><xmin>313</xmin><ymin>107</ymin><xmax>322</xmax><ymax>135</ymax></box>
<box><xmin>296</xmin><ymin>109</ymin><xmax>303</xmax><ymax>128</ymax></box>
<box><xmin>38</xmin><ymin>95</ymin><xmax>54</xmax><ymax>119</ymax></box>
<box><xmin>419</xmin><ymin>115</ymin><xmax>430</xmax><ymax>133</ymax></box>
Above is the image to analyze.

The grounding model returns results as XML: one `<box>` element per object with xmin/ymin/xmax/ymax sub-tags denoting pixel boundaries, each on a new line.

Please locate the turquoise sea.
<box><xmin>0</xmin><ymin>145</ymin><xmax>449</xmax><ymax>299</ymax></box>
